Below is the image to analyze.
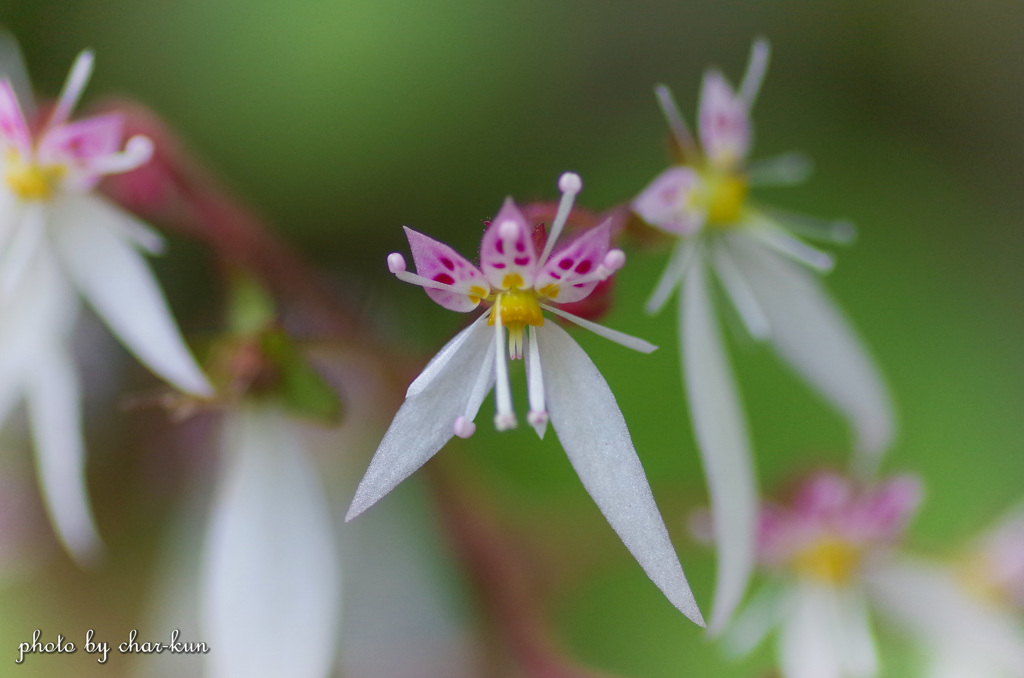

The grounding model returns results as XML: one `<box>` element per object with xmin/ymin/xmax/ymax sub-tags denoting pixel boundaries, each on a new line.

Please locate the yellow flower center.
<box><xmin>488</xmin><ymin>287</ymin><xmax>544</xmax><ymax>360</ymax></box>
<box><xmin>791</xmin><ymin>537</ymin><xmax>862</xmax><ymax>585</ymax></box>
<box><xmin>4</xmin><ymin>149</ymin><xmax>65</xmax><ymax>200</ymax></box>
<box><xmin>703</xmin><ymin>170</ymin><xmax>748</xmax><ymax>226</ymax></box>
<box><xmin>957</xmin><ymin>554</ymin><xmax>1005</xmax><ymax>607</ymax></box>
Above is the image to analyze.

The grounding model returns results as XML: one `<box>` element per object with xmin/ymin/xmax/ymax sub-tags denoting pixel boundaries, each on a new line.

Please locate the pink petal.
<box><xmin>534</xmin><ymin>221</ymin><xmax>611</xmax><ymax>304</ymax></box>
<box><xmin>698</xmin><ymin>70</ymin><xmax>751</xmax><ymax>169</ymax></box>
<box><xmin>792</xmin><ymin>471</ymin><xmax>853</xmax><ymax>522</ymax></box>
<box><xmin>633</xmin><ymin>166</ymin><xmax>705</xmax><ymax>235</ymax></box>
<box><xmin>404</xmin><ymin>227</ymin><xmax>489</xmax><ymax>312</ymax></box>
<box><xmin>0</xmin><ymin>81</ymin><xmax>31</xmax><ymax>155</ymax></box>
<box><xmin>37</xmin><ymin>114</ymin><xmax>124</xmax><ymax>169</ymax></box>
<box><xmin>847</xmin><ymin>475</ymin><xmax>923</xmax><ymax>542</ymax></box>
<box><xmin>479</xmin><ymin>198</ymin><xmax>539</xmax><ymax>290</ymax></box>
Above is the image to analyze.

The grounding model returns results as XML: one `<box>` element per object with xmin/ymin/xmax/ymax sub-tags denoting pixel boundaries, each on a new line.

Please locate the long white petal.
<box><xmin>723</xmin><ymin>581</ymin><xmax>792</xmax><ymax>658</ymax></box>
<box><xmin>201</xmin><ymin>405</ymin><xmax>340</xmax><ymax>678</ymax></box>
<box><xmin>645</xmin><ymin>239</ymin><xmax>696</xmax><ymax>315</ymax></box>
<box><xmin>406</xmin><ymin>315</ymin><xmax>488</xmax><ymax>397</ymax></box>
<box><xmin>837</xmin><ymin>586</ymin><xmax>879</xmax><ymax>677</ymax></box>
<box><xmin>779</xmin><ymin>583</ymin><xmax>845</xmax><ymax>678</ymax></box>
<box><xmin>728</xmin><ymin>232</ymin><xmax>895</xmax><ymax>456</ymax></box>
<box><xmin>681</xmin><ymin>252</ymin><xmax>758</xmax><ymax>634</ymax></box>
<box><xmin>0</xmin><ymin>202</ymin><xmax>45</xmax><ymax>298</ymax></box>
<box><xmin>50</xmin><ymin>195</ymin><xmax>212</xmax><ymax>396</ymax></box>
<box><xmin>346</xmin><ymin>319</ymin><xmax>495</xmax><ymax>521</ymax></box>
<box><xmin>537</xmin><ymin>321</ymin><xmax>703</xmax><ymax>626</ymax></box>
<box><xmin>541</xmin><ymin>304</ymin><xmax>658</xmax><ymax>354</ymax></box>
<box><xmin>26</xmin><ymin>340</ymin><xmax>102</xmax><ymax>565</ymax></box>
<box><xmin>865</xmin><ymin>558</ymin><xmax>1024</xmax><ymax>676</ymax></box>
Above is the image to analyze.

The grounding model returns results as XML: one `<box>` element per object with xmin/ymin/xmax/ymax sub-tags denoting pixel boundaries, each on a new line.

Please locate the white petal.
<box><xmin>201</xmin><ymin>405</ymin><xmax>340</xmax><ymax>678</ymax></box>
<box><xmin>407</xmin><ymin>314</ymin><xmax>487</xmax><ymax>398</ymax></box>
<box><xmin>0</xmin><ymin>202</ymin><xmax>45</xmax><ymax>299</ymax></box>
<box><xmin>865</xmin><ymin>558</ymin><xmax>1024</xmax><ymax>675</ymax></box>
<box><xmin>727</xmin><ymin>232</ymin><xmax>895</xmax><ymax>456</ymax></box>
<box><xmin>837</xmin><ymin>586</ymin><xmax>879</xmax><ymax>677</ymax></box>
<box><xmin>779</xmin><ymin>584</ymin><xmax>845</xmax><ymax>678</ymax></box>
<box><xmin>26</xmin><ymin>340</ymin><xmax>103</xmax><ymax>565</ymax></box>
<box><xmin>680</xmin><ymin>251</ymin><xmax>758</xmax><ymax>634</ymax></box>
<box><xmin>537</xmin><ymin>321</ymin><xmax>703</xmax><ymax>626</ymax></box>
<box><xmin>645</xmin><ymin>239</ymin><xmax>697</xmax><ymax>316</ymax></box>
<box><xmin>346</xmin><ymin>319</ymin><xmax>495</xmax><ymax>521</ymax></box>
<box><xmin>723</xmin><ymin>581</ymin><xmax>792</xmax><ymax>658</ymax></box>
<box><xmin>50</xmin><ymin>195</ymin><xmax>212</xmax><ymax>396</ymax></box>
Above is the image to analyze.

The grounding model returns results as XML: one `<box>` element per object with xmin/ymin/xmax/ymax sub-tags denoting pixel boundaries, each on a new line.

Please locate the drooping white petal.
<box><xmin>865</xmin><ymin>558</ymin><xmax>1024</xmax><ymax>676</ymax></box>
<box><xmin>680</xmin><ymin>251</ymin><xmax>758</xmax><ymax>634</ymax></box>
<box><xmin>25</xmin><ymin>339</ymin><xmax>102</xmax><ymax>565</ymax></box>
<box><xmin>540</xmin><ymin>303</ymin><xmax>658</xmax><ymax>354</ymax></box>
<box><xmin>727</xmin><ymin>232</ymin><xmax>895</xmax><ymax>456</ymax></box>
<box><xmin>779</xmin><ymin>583</ymin><xmax>845</xmax><ymax>678</ymax></box>
<box><xmin>50</xmin><ymin>194</ymin><xmax>212</xmax><ymax>396</ymax></box>
<box><xmin>201</xmin><ymin>405</ymin><xmax>340</xmax><ymax>678</ymax></box>
<box><xmin>723</xmin><ymin>581</ymin><xmax>793</xmax><ymax>658</ymax></box>
<box><xmin>645</xmin><ymin>239</ymin><xmax>697</xmax><ymax>315</ymax></box>
<box><xmin>346</xmin><ymin>318</ymin><xmax>495</xmax><ymax>521</ymax></box>
<box><xmin>407</xmin><ymin>314</ymin><xmax>488</xmax><ymax>397</ymax></box>
<box><xmin>0</xmin><ymin>202</ymin><xmax>45</xmax><ymax>298</ymax></box>
<box><xmin>837</xmin><ymin>586</ymin><xmax>880</xmax><ymax>677</ymax></box>
<box><xmin>537</xmin><ymin>321</ymin><xmax>703</xmax><ymax>626</ymax></box>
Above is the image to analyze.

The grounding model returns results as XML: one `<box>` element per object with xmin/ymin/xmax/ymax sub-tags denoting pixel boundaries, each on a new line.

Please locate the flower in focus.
<box><xmin>632</xmin><ymin>38</ymin><xmax>894</xmax><ymax>631</ymax></box>
<box><xmin>347</xmin><ymin>173</ymin><xmax>704</xmax><ymax>625</ymax></box>
<box><xmin>0</xmin><ymin>49</ymin><xmax>211</xmax><ymax>563</ymax></box>
<box><xmin>724</xmin><ymin>471</ymin><xmax>922</xmax><ymax>678</ymax></box>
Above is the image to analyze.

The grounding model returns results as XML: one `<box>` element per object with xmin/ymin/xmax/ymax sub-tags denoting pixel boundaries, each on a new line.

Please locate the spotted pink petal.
<box><xmin>534</xmin><ymin>221</ymin><xmax>611</xmax><ymax>304</ymax></box>
<box><xmin>480</xmin><ymin>198</ymin><xmax>539</xmax><ymax>290</ymax></box>
<box><xmin>792</xmin><ymin>471</ymin><xmax>853</xmax><ymax>522</ymax></box>
<box><xmin>404</xmin><ymin>226</ymin><xmax>489</xmax><ymax>312</ymax></box>
<box><xmin>698</xmin><ymin>70</ymin><xmax>751</xmax><ymax>170</ymax></box>
<box><xmin>37</xmin><ymin>114</ymin><xmax>124</xmax><ymax>169</ymax></box>
<box><xmin>0</xmin><ymin>81</ymin><xmax>31</xmax><ymax>155</ymax></box>
<box><xmin>633</xmin><ymin>166</ymin><xmax>705</xmax><ymax>235</ymax></box>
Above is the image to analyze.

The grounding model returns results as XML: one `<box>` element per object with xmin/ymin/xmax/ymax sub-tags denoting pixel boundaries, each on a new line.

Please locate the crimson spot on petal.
<box><xmin>434</xmin><ymin>273</ymin><xmax>455</xmax><ymax>285</ymax></box>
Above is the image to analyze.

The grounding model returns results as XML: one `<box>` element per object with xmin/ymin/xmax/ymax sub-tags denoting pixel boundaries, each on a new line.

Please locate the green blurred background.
<box><xmin>2</xmin><ymin>0</ymin><xmax>1023</xmax><ymax>676</ymax></box>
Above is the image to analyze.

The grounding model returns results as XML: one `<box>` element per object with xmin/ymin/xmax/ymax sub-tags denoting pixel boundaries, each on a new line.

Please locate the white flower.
<box><xmin>201</xmin><ymin>403</ymin><xmax>341</xmax><ymax>678</ymax></box>
<box><xmin>632</xmin><ymin>38</ymin><xmax>894</xmax><ymax>632</ymax></box>
<box><xmin>725</xmin><ymin>471</ymin><xmax>923</xmax><ymax>678</ymax></box>
<box><xmin>346</xmin><ymin>173</ymin><xmax>704</xmax><ymax>626</ymax></box>
<box><xmin>0</xmin><ymin>50</ymin><xmax>211</xmax><ymax>563</ymax></box>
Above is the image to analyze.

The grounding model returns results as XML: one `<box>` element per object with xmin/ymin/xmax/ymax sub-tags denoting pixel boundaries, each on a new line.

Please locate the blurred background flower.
<box><xmin>2</xmin><ymin>0</ymin><xmax>1023</xmax><ymax>676</ymax></box>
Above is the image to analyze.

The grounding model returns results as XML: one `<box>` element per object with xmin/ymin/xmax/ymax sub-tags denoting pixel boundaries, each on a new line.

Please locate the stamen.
<box><xmin>492</xmin><ymin>298</ymin><xmax>517</xmax><ymax>431</ymax></box>
<box><xmin>748</xmin><ymin>220</ymin><xmax>835</xmax><ymax>273</ymax></box>
<box><xmin>394</xmin><ymin>269</ymin><xmax>462</xmax><ymax>292</ymax></box>
<box><xmin>758</xmin><ymin>206</ymin><xmax>857</xmax><ymax>245</ymax></box>
<box><xmin>526</xmin><ymin>326</ymin><xmax>548</xmax><ymax>439</ymax></box>
<box><xmin>654</xmin><ymin>84</ymin><xmax>697</xmax><ymax>160</ymax></box>
<box><xmin>387</xmin><ymin>252</ymin><xmax>407</xmax><ymax>274</ymax></box>
<box><xmin>746</xmin><ymin>152</ymin><xmax>813</xmax><ymax>187</ymax></box>
<box><xmin>49</xmin><ymin>50</ymin><xmax>95</xmax><ymax>129</ymax></box>
<box><xmin>87</xmin><ymin>135</ymin><xmax>154</xmax><ymax>175</ymax></box>
<box><xmin>541</xmin><ymin>303</ymin><xmax>658</xmax><ymax>354</ymax></box>
<box><xmin>646</xmin><ymin>240</ymin><xmax>697</xmax><ymax>315</ymax></box>
<box><xmin>538</xmin><ymin>172</ymin><xmax>582</xmax><ymax>266</ymax></box>
<box><xmin>738</xmin><ymin>38</ymin><xmax>771</xmax><ymax>108</ymax></box>
<box><xmin>453</xmin><ymin>416</ymin><xmax>476</xmax><ymax>439</ymax></box>
<box><xmin>566</xmin><ymin>248</ymin><xmax>628</xmax><ymax>287</ymax></box>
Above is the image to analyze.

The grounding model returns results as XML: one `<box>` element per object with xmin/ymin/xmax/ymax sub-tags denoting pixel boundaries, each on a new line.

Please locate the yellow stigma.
<box><xmin>488</xmin><ymin>288</ymin><xmax>543</xmax><ymax>329</ymax></box>
<box><xmin>791</xmin><ymin>537</ymin><xmax>862</xmax><ymax>584</ymax></box>
<box><xmin>704</xmin><ymin>171</ymin><xmax>748</xmax><ymax>226</ymax></box>
<box><xmin>4</xmin><ymin>149</ymin><xmax>65</xmax><ymax>201</ymax></box>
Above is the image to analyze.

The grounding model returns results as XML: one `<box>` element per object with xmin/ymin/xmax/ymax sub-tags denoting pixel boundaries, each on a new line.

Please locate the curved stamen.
<box><xmin>739</xmin><ymin>38</ymin><xmax>771</xmax><ymax>108</ymax></box>
<box><xmin>86</xmin><ymin>135</ymin><xmax>153</xmax><ymax>176</ymax></box>
<box><xmin>453</xmin><ymin>416</ymin><xmax>476</xmax><ymax>439</ymax></box>
<box><xmin>560</xmin><ymin>248</ymin><xmax>627</xmax><ymax>287</ymax></box>
<box><xmin>49</xmin><ymin>50</ymin><xmax>94</xmax><ymax>130</ymax></box>
<box><xmin>492</xmin><ymin>298</ymin><xmax>516</xmax><ymax>430</ymax></box>
<box><xmin>525</xmin><ymin>325</ymin><xmax>548</xmax><ymax>438</ymax></box>
<box><xmin>538</xmin><ymin>172</ymin><xmax>582</xmax><ymax>266</ymax></box>
<box><xmin>541</xmin><ymin>303</ymin><xmax>658</xmax><ymax>354</ymax></box>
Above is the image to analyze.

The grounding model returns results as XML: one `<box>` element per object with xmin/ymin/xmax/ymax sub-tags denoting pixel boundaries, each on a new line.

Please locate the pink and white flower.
<box><xmin>633</xmin><ymin>39</ymin><xmax>894</xmax><ymax>632</ymax></box>
<box><xmin>0</xmin><ymin>50</ymin><xmax>211</xmax><ymax>564</ymax></box>
<box><xmin>346</xmin><ymin>173</ymin><xmax>704</xmax><ymax>626</ymax></box>
<box><xmin>724</xmin><ymin>472</ymin><xmax>923</xmax><ymax>678</ymax></box>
